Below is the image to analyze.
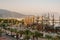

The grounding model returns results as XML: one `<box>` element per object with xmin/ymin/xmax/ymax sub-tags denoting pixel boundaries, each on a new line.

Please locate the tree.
<box><xmin>19</xmin><ymin>30</ymin><xmax>24</xmax><ymax>37</ymax></box>
<box><xmin>45</xmin><ymin>35</ymin><xmax>52</xmax><ymax>40</ymax></box>
<box><xmin>10</xmin><ymin>28</ymin><xmax>19</xmax><ymax>40</ymax></box>
<box><xmin>14</xmin><ymin>29</ymin><xmax>19</xmax><ymax>40</ymax></box>
<box><xmin>24</xmin><ymin>29</ymin><xmax>32</xmax><ymax>40</ymax></box>
<box><xmin>0</xmin><ymin>29</ymin><xmax>2</xmax><ymax>37</ymax></box>
<box><xmin>32</xmin><ymin>31</ymin><xmax>43</xmax><ymax>40</ymax></box>
<box><xmin>9</xmin><ymin>28</ymin><xmax>17</xmax><ymax>36</ymax></box>
<box><xmin>53</xmin><ymin>36</ymin><xmax>60</xmax><ymax>40</ymax></box>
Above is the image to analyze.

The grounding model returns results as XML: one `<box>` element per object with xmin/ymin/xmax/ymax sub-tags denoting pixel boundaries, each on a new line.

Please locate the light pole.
<box><xmin>52</xmin><ymin>14</ymin><xmax>54</xmax><ymax>27</ymax></box>
<box><xmin>59</xmin><ymin>16</ymin><xmax>60</xmax><ymax>25</ymax></box>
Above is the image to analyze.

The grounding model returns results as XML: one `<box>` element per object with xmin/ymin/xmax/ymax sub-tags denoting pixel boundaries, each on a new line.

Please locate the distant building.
<box><xmin>24</xmin><ymin>16</ymin><xmax>35</xmax><ymax>25</ymax></box>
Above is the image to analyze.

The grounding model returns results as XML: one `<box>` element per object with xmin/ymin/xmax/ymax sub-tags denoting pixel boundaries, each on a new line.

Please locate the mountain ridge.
<box><xmin>0</xmin><ymin>9</ymin><xmax>26</xmax><ymax>18</ymax></box>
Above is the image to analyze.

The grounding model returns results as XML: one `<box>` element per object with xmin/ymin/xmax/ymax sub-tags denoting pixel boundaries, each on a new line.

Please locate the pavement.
<box><xmin>0</xmin><ymin>33</ymin><xmax>17</xmax><ymax>40</ymax></box>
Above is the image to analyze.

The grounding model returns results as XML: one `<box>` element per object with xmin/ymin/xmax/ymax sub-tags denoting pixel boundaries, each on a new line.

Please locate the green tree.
<box><xmin>0</xmin><ymin>29</ymin><xmax>2</xmax><ymax>37</ymax></box>
<box><xmin>45</xmin><ymin>35</ymin><xmax>52</xmax><ymax>40</ymax></box>
<box><xmin>32</xmin><ymin>31</ymin><xmax>43</xmax><ymax>40</ymax></box>
<box><xmin>24</xmin><ymin>29</ymin><xmax>32</xmax><ymax>40</ymax></box>
<box><xmin>9</xmin><ymin>28</ymin><xmax>17</xmax><ymax>36</ymax></box>
<box><xmin>53</xmin><ymin>36</ymin><xmax>60</xmax><ymax>40</ymax></box>
<box><xmin>18</xmin><ymin>30</ymin><xmax>24</xmax><ymax>37</ymax></box>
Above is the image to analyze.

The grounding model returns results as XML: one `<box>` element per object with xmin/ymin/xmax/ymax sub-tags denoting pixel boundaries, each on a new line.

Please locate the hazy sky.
<box><xmin>0</xmin><ymin>0</ymin><xmax>60</xmax><ymax>15</ymax></box>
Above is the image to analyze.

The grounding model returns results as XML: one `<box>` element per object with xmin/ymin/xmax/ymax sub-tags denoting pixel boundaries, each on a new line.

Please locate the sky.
<box><xmin>0</xmin><ymin>0</ymin><xmax>60</xmax><ymax>16</ymax></box>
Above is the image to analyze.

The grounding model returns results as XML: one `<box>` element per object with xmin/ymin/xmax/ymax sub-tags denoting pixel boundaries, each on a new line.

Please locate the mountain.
<box><xmin>0</xmin><ymin>9</ymin><xmax>26</xmax><ymax>18</ymax></box>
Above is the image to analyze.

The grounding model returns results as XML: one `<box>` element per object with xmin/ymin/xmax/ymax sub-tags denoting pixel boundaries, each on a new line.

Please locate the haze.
<box><xmin>0</xmin><ymin>0</ymin><xmax>60</xmax><ymax>15</ymax></box>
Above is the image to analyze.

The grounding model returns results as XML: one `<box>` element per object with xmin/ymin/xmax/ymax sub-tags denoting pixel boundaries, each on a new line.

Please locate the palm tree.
<box><xmin>24</xmin><ymin>29</ymin><xmax>32</xmax><ymax>40</ymax></box>
<box><xmin>10</xmin><ymin>29</ymin><xmax>19</xmax><ymax>40</ymax></box>
<box><xmin>12</xmin><ymin>29</ymin><xmax>19</xmax><ymax>40</ymax></box>
<box><xmin>15</xmin><ymin>29</ymin><xmax>19</xmax><ymax>40</ymax></box>
<box><xmin>53</xmin><ymin>36</ymin><xmax>60</xmax><ymax>40</ymax></box>
<box><xmin>9</xmin><ymin>28</ymin><xmax>17</xmax><ymax>36</ymax></box>
<box><xmin>41</xmin><ymin>16</ymin><xmax>44</xmax><ymax>32</ymax></box>
<box><xmin>0</xmin><ymin>29</ymin><xmax>2</xmax><ymax>37</ymax></box>
<box><xmin>45</xmin><ymin>35</ymin><xmax>52</xmax><ymax>40</ymax></box>
<box><xmin>0</xmin><ymin>21</ymin><xmax>4</xmax><ymax>31</ymax></box>
<box><xmin>32</xmin><ymin>31</ymin><xmax>43</xmax><ymax>40</ymax></box>
<box><xmin>19</xmin><ymin>30</ymin><xmax>24</xmax><ymax>37</ymax></box>
<box><xmin>9</xmin><ymin>28</ymin><xmax>15</xmax><ymax>36</ymax></box>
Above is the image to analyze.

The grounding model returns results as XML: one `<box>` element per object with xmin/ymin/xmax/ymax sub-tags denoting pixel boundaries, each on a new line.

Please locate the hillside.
<box><xmin>0</xmin><ymin>9</ymin><xmax>26</xmax><ymax>18</ymax></box>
